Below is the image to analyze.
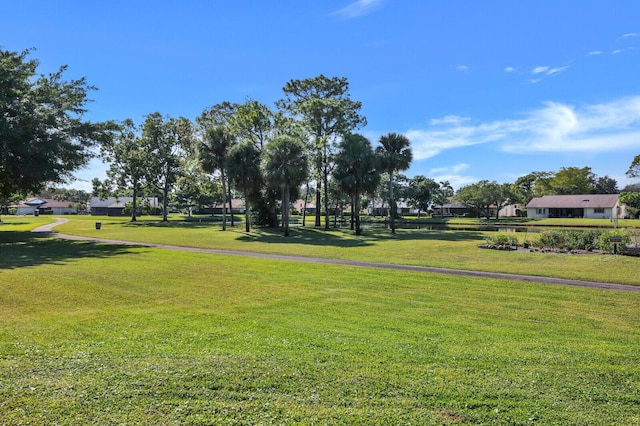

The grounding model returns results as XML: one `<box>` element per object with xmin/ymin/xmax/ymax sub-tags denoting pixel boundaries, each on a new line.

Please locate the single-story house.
<box><xmin>197</xmin><ymin>199</ymin><xmax>245</xmax><ymax>215</ymax></box>
<box><xmin>526</xmin><ymin>194</ymin><xmax>625</xmax><ymax>219</ymax></box>
<box><xmin>292</xmin><ymin>199</ymin><xmax>316</xmax><ymax>215</ymax></box>
<box><xmin>432</xmin><ymin>203</ymin><xmax>474</xmax><ymax>217</ymax></box>
<box><xmin>14</xmin><ymin>198</ymin><xmax>77</xmax><ymax>215</ymax></box>
<box><xmin>89</xmin><ymin>197</ymin><xmax>159</xmax><ymax>216</ymax></box>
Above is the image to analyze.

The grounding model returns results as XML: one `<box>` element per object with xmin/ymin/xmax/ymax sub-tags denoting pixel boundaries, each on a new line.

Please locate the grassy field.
<box><xmin>47</xmin><ymin>215</ymin><xmax>640</xmax><ymax>285</ymax></box>
<box><xmin>1</xmin><ymin>216</ymin><xmax>639</xmax><ymax>424</ymax></box>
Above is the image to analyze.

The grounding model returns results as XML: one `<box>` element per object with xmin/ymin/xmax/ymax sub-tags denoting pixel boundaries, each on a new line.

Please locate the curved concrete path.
<box><xmin>32</xmin><ymin>218</ymin><xmax>640</xmax><ymax>292</ymax></box>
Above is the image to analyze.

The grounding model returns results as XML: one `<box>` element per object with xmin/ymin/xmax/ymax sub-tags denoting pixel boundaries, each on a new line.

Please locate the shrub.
<box><xmin>599</xmin><ymin>231</ymin><xmax>631</xmax><ymax>254</ymax></box>
<box><xmin>485</xmin><ymin>233</ymin><xmax>518</xmax><ymax>247</ymax></box>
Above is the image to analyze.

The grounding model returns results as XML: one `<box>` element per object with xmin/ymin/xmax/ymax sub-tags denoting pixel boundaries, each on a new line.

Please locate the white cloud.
<box><xmin>455</xmin><ymin>65</ymin><xmax>469</xmax><ymax>72</ymax></box>
<box><xmin>620</xmin><ymin>33</ymin><xmax>638</xmax><ymax>39</ymax></box>
<box><xmin>586</xmin><ymin>50</ymin><xmax>602</xmax><ymax>56</ymax></box>
<box><xmin>532</xmin><ymin>66</ymin><xmax>549</xmax><ymax>74</ymax></box>
<box><xmin>427</xmin><ymin>164</ymin><xmax>476</xmax><ymax>190</ymax></box>
<box><xmin>429</xmin><ymin>115</ymin><xmax>470</xmax><ymax>126</ymax></box>
<box><xmin>504</xmin><ymin>67</ymin><xmax>517</xmax><ymax>73</ymax></box>
<box><xmin>612</xmin><ymin>49</ymin><xmax>623</xmax><ymax>54</ymax></box>
<box><xmin>330</xmin><ymin>0</ymin><xmax>384</xmax><ymax>19</ymax></box>
<box><xmin>547</xmin><ymin>66</ymin><xmax>569</xmax><ymax>75</ymax></box>
<box><xmin>403</xmin><ymin>95</ymin><xmax>640</xmax><ymax>160</ymax></box>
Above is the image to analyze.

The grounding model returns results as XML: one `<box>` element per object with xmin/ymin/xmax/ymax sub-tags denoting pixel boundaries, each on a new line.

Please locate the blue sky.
<box><xmin>3</xmin><ymin>0</ymin><xmax>639</xmax><ymax>192</ymax></box>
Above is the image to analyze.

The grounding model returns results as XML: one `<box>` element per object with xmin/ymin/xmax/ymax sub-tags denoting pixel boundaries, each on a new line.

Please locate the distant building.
<box><xmin>526</xmin><ymin>194</ymin><xmax>625</xmax><ymax>219</ymax></box>
<box><xmin>14</xmin><ymin>198</ymin><xmax>77</xmax><ymax>215</ymax></box>
<box><xmin>89</xmin><ymin>197</ymin><xmax>159</xmax><ymax>216</ymax></box>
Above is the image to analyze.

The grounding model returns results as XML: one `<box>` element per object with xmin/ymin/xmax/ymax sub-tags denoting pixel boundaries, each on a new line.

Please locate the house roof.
<box><xmin>89</xmin><ymin>197</ymin><xmax>159</xmax><ymax>208</ymax></box>
<box><xmin>526</xmin><ymin>194</ymin><xmax>619</xmax><ymax>209</ymax></box>
<box><xmin>15</xmin><ymin>199</ymin><xmax>76</xmax><ymax>209</ymax></box>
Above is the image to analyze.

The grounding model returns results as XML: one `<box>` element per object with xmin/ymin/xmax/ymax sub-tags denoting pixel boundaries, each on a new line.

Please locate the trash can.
<box><xmin>95</xmin><ymin>222</ymin><xmax>102</xmax><ymax>230</ymax></box>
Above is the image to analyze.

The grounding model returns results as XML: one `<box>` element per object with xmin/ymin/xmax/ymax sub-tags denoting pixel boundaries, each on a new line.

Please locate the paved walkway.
<box><xmin>32</xmin><ymin>218</ymin><xmax>640</xmax><ymax>293</ymax></box>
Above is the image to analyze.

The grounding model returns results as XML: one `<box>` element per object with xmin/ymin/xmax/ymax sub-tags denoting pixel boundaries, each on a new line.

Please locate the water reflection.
<box><xmin>362</xmin><ymin>223</ymin><xmax>540</xmax><ymax>233</ymax></box>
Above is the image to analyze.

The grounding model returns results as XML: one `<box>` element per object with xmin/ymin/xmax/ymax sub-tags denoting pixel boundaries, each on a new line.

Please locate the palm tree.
<box><xmin>227</xmin><ymin>141</ymin><xmax>262</xmax><ymax>233</ymax></box>
<box><xmin>198</xmin><ymin>127</ymin><xmax>232</xmax><ymax>230</ymax></box>
<box><xmin>334</xmin><ymin>134</ymin><xmax>380</xmax><ymax>236</ymax></box>
<box><xmin>376</xmin><ymin>132</ymin><xmax>412</xmax><ymax>234</ymax></box>
<box><xmin>264</xmin><ymin>135</ymin><xmax>309</xmax><ymax>237</ymax></box>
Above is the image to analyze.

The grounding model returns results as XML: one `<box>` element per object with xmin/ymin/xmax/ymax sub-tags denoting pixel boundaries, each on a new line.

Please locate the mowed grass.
<box><xmin>53</xmin><ymin>215</ymin><xmax>640</xmax><ymax>285</ymax></box>
<box><xmin>1</xmin><ymin>226</ymin><xmax>640</xmax><ymax>424</ymax></box>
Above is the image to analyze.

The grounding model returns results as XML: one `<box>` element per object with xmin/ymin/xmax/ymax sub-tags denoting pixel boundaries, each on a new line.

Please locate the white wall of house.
<box><xmin>15</xmin><ymin>206</ymin><xmax>37</xmax><ymax>215</ymax></box>
<box><xmin>527</xmin><ymin>205</ymin><xmax>625</xmax><ymax>219</ymax></box>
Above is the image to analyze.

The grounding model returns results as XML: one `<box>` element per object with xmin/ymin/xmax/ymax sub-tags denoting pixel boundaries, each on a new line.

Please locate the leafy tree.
<box><xmin>406</xmin><ymin>175</ymin><xmax>439</xmax><ymax>217</ymax></box>
<box><xmin>511</xmin><ymin>173</ymin><xmax>539</xmax><ymax>205</ymax></box>
<box><xmin>433</xmin><ymin>181</ymin><xmax>454</xmax><ymax>218</ymax></box>
<box><xmin>456</xmin><ymin>180</ymin><xmax>511</xmax><ymax>219</ymax></box>
<box><xmin>593</xmin><ymin>175</ymin><xmax>619</xmax><ymax>194</ymax></box>
<box><xmin>140</xmin><ymin>112</ymin><xmax>193</xmax><ymax>222</ymax></box>
<box><xmin>0</xmin><ymin>48</ymin><xmax>115</xmax><ymax>198</ymax></box>
<box><xmin>91</xmin><ymin>177</ymin><xmax>112</xmax><ymax>199</ymax></box>
<box><xmin>376</xmin><ymin>133</ymin><xmax>412</xmax><ymax>233</ymax></box>
<box><xmin>277</xmin><ymin>75</ymin><xmax>366</xmax><ymax>229</ymax></box>
<box><xmin>231</xmin><ymin>99</ymin><xmax>275</xmax><ymax>151</ymax></box>
<box><xmin>620</xmin><ymin>192</ymin><xmax>640</xmax><ymax>218</ymax></box>
<box><xmin>264</xmin><ymin>135</ymin><xmax>309</xmax><ymax>237</ymax></box>
<box><xmin>197</xmin><ymin>127</ymin><xmax>232</xmax><ymax>230</ymax></box>
<box><xmin>197</xmin><ymin>102</ymin><xmax>239</xmax><ymax>227</ymax></box>
<box><xmin>101</xmin><ymin>119</ymin><xmax>147</xmax><ymax>221</ymax></box>
<box><xmin>173</xmin><ymin>162</ymin><xmax>221</xmax><ymax>217</ymax></box>
<box><xmin>627</xmin><ymin>154</ymin><xmax>640</xmax><ymax>179</ymax></box>
<box><xmin>333</xmin><ymin>134</ymin><xmax>380</xmax><ymax>235</ymax></box>
<box><xmin>549</xmin><ymin>167</ymin><xmax>595</xmax><ymax>195</ymax></box>
<box><xmin>227</xmin><ymin>141</ymin><xmax>262</xmax><ymax>232</ymax></box>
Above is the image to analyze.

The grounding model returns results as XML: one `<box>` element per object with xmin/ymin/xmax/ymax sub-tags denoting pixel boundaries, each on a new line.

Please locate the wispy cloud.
<box><xmin>427</xmin><ymin>164</ymin><xmax>476</xmax><ymax>189</ymax></box>
<box><xmin>620</xmin><ymin>32</ymin><xmax>637</xmax><ymax>39</ymax></box>
<box><xmin>330</xmin><ymin>0</ymin><xmax>384</xmax><ymax>19</ymax></box>
<box><xmin>547</xmin><ymin>65</ymin><xmax>569</xmax><ymax>75</ymax></box>
<box><xmin>404</xmin><ymin>96</ymin><xmax>640</xmax><ymax>160</ymax></box>
<box><xmin>532</xmin><ymin>66</ymin><xmax>549</xmax><ymax>74</ymax></box>
<box><xmin>455</xmin><ymin>65</ymin><xmax>469</xmax><ymax>73</ymax></box>
<box><xmin>586</xmin><ymin>50</ymin><xmax>602</xmax><ymax>56</ymax></box>
<box><xmin>504</xmin><ymin>66</ymin><xmax>517</xmax><ymax>73</ymax></box>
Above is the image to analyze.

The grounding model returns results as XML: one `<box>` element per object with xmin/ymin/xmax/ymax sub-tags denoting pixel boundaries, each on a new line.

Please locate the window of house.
<box><xmin>594</xmin><ymin>208</ymin><xmax>604</xmax><ymax>214</ymax></box>
<box><xmin>537</xmin><ymin>208</ymin><xmax>544</xmax><ymax>214</ymax></box>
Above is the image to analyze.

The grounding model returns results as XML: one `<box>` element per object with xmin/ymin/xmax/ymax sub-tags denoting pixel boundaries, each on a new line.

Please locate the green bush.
<box><xmin>485</xmin><ymin>233</ymin><xmax>518</xmax><ymax>247</ymax></box>
<box><xmin>598</xmin><ymin>231</ymin><xmax>631</xmax><ymax>254</ymax></box>
<box><xmin>536</xmin><ymin>229</ymin><xmax>604</xmax><ymax>251</ymax></box>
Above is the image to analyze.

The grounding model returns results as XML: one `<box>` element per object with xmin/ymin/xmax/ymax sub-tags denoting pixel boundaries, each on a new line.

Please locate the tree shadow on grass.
<box><xmin>234</xmin><ymin>226</ymin><xmax>486</xmax><ymax>247</ymax></box>
<box><xmin>121</xmin><ymin>219</ymin><xmax>221</xmax><ymax>229</ymax></box>
<box><xmin>0</xmin><ymin>232</ymin><xmax>138</xmax><ymax>270</ymax></box>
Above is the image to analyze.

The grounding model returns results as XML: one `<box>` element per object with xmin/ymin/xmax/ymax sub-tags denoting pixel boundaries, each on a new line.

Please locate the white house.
<box><xmin>526</xmin><ymin>194</ymin><xmax>625</xmax><ymax>219</ymax></box>
<box><xmin>14</xmin><ymin>198</ymin><xmax>77</xmax><ymax>215</ymax></box>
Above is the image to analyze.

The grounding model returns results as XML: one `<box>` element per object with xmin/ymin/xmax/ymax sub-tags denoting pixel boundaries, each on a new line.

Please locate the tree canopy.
<box><xmin>0</xmin><ymin>48</ymin><xmax>115</xmax><ymax>198</ymax></box>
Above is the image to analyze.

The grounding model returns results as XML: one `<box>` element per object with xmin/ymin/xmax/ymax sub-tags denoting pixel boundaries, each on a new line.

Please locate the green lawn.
<box><xmin>48</xmin><ymin>215</ymin><xmax>640</xmax><ymax>285</ymax></box>
<box><xmin>1</xmin><ymin>216</ymin><xmax>639</xmax><ymax>423</ymax></box>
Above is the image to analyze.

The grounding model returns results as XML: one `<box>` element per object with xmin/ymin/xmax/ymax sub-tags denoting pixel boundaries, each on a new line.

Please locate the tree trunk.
<box><xmin>131</xmin><ymin>190</ymin><xmax>137</xmax><ymax>222</ymax></box>
<box><xmin>323</xmin><ymin>172</ymin><xmax>330</xmax><ymax>230</ymax></box>
<box><xmin>315</xmin><ymin>183</ymin><xmax>321</xmax><ymax>227</ymax></box>
<box><xmin>388</xmin><ymin>171</ymin><xmax>395</xmax><ymax>234</ymax></box>
<box><xmin>302</xmin><ymin>182</ymin><xmax>309</xmax><ymax>227</ymax></box>
<box><xmin>244</xmin><ymin>192</ymin><xmax>251</xmax><ymax>232</ymax></box>
<box><xmin>162</xmin><ymin>183</ymin><xmax>169</xmax><ymax>222</ymax></box>
<box><xmin>355</xmin><ymin>191</ymin><xmax>362</xmax><ymax>236</ymax></box>
<box><xmin>220</xmin><ymin>170</ymin><xmax>227</xmax><ymax>231</ymax></box>
<box><xmin>228</xmin><ymin>185</ymin><xmax>235</xmax><ymax>227</ymax></box>
<box><xmin>283</xmin><ymin>185</ymin><xmax>290</xmax><ymax>237</ymax></box>
<box><xmin>350</xmin><ymin>195</ymin><xmax>355</xmax><ymax>231</ymax></box>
